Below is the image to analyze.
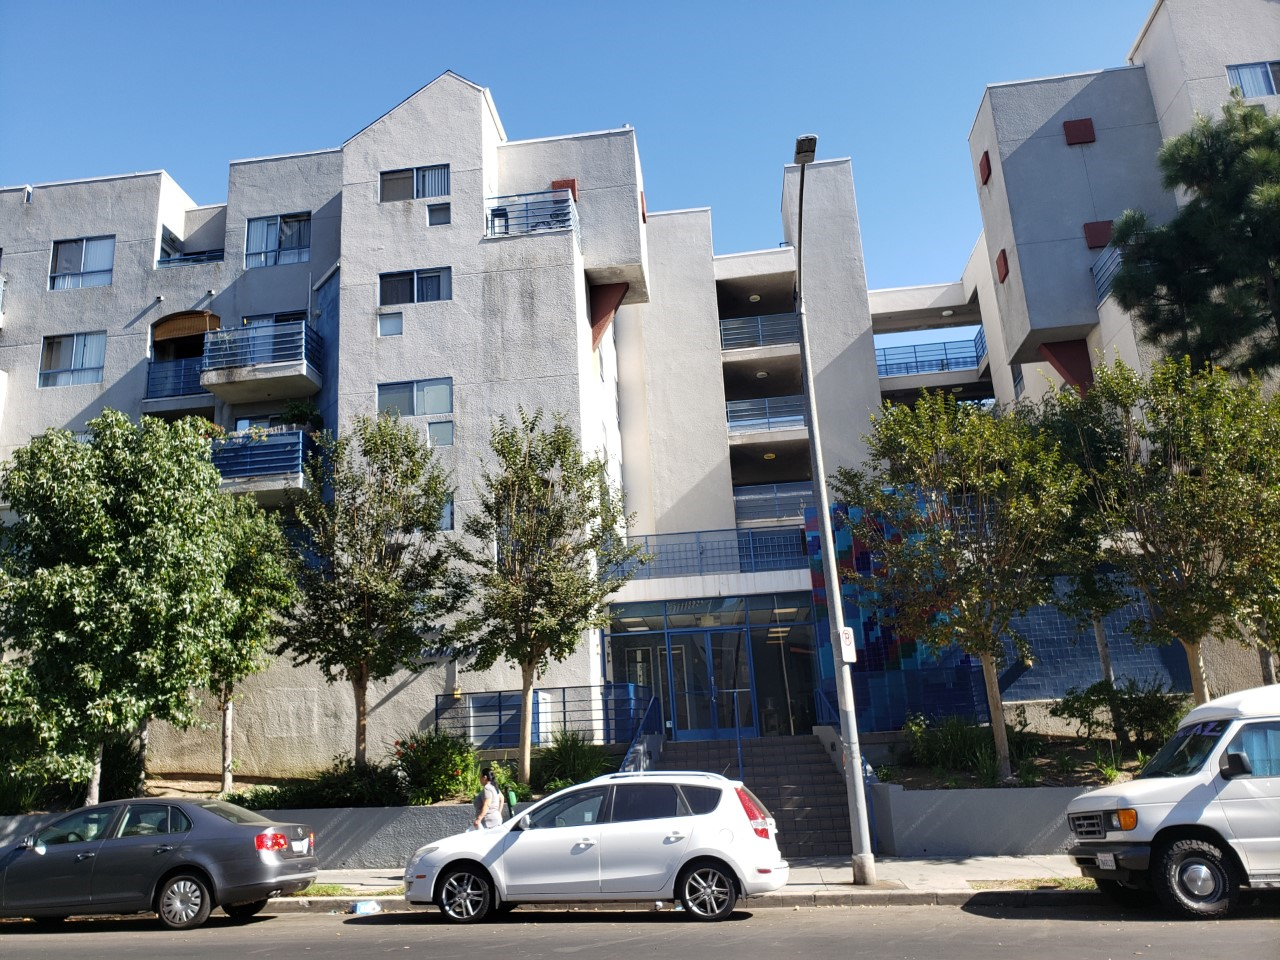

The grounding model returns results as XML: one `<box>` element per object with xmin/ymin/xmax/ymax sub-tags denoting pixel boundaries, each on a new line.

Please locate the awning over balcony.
<box><xmin>153</xmin><ymin>310</ymin><xmax>220</xmax><ymax>341</ymax></box>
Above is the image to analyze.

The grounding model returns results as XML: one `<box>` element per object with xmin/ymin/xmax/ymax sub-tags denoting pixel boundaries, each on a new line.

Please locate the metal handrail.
<box><xmin>203</xmin><ymin>320</ymin><xmax>322</xmax><ymax>371</ymax></box>
<box><xmin>726</xmin><ymin>395</ymin><xmax>807</xmax><ymax>432</ymax></box>
<box><xmin>485</xmin><ymin>189</ymin><xmax>578</xmax><ymax>238</ymax></box>
<box><xmin>1091</xmin><ymin>245</ymin><xmax>1125</xmax><ymax>302</ymax></box>
<box><xmin>719</xmin><ymin>313</ymin><xmax>802</xmax><ymax>350</ymax></box>
<box><xmin>616</xmin><ymin>526</ymin><xmax>807</xmax><ymax>580</ymax></box>
<box><xmin>157</xmin><ymin>249</ymin><xmax>225</xmax><ymax>267</ymax></box>
<box><xmin>733</xmin><ymin>482</ymin><xmax>813</xmax><ymax>523</ymax></box>
<box><xmin>974</xmin><ymin>327</ymin><xmax>988</xmax><ymax>364</ymax></box>
<box><xmin>212</xmin><ymin>429</ymin><xmax>315</xmax><ymax>479</ymax></box>
<box><xmin>434</xmin><ymin>682</ymin><xmax>652</xmax><ymax>749</ymax></box>
<box><xmin>147</xmin><ymin>356</ymin><xmax>209</xmax><ymax>399</ymax></box>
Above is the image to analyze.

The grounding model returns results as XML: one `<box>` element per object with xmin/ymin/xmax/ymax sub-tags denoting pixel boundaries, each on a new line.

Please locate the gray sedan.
<box><xmin>0</xmin><ymin>798</ymin><xmax>317</xmax><ymax>929</ymax></box>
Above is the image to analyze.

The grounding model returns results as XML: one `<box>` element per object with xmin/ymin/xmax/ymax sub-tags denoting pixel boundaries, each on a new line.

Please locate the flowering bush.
<box><xmin>391</xmin><ymin>730</ymin><xmax>479</xmax><ymax>804</ymax></box>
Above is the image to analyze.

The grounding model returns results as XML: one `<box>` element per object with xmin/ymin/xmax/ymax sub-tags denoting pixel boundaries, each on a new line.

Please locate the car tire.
<box><xmin>677</xmin><ymin>862</ymin><xmax>737</xmax><ymax>921</ymax></box>
<box><xmin>223</xmin><ymin>899</ymin><xmax>269</xmax><ymax>921</ymax></box>
<box><xmin>1095</xmin><ymin>878</ymin><xmax>1154</xmax><ymax>908</ymax></box>
<box><xmin>1152</xmin><ymin>838</ymin><xmax>1238</xmax><ymax>919</ymax></box>
<box><xmin>436</xmin><ymin>866</ymin><xmax>492</xmax><ymax>924</ymax></box>
<box><xmin>156</xmin><ymin>873</ymin><xmax>213</xmax><ymax>930</ymax></box>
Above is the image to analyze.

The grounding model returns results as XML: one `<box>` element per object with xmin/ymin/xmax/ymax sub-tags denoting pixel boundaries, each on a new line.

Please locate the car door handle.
<box><xmin>75</xmin><ymin>852</ymin><xmax>96</xmax><ymax>862</ymax></box>
<box><xmin>577</xmin><ymin>837</ymin><xmax>597</xmax><ymax>847</ymax></box>
<box><xmin>155</xmin><ymin>844</ymin><xmax>175</xmax><ymax>853</ymax></box>
<box><xmin>666</xmin><ymin>832</ymin><xmax>686</xmax><ymax>841</ymax></box>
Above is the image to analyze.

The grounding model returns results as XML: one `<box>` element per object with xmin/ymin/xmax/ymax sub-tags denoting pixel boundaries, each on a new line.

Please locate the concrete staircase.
<box><xmin>656</xmin><ymin>735</ymin><xmax>852</xmax><ymax>859</ymax></box>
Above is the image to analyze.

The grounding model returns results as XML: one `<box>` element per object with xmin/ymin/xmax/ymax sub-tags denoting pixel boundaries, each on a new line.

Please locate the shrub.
<box><xmin>531</xmin><ymin>728</ymin><xmax>613</xmax><ymax>791</ymax></box>
<box><xmin>391</xmin><ymin>730</ymin><xmax>478</xmax><ymax>805</ymax></box>
<box><xmin>1051</xmin><ymin>678</ymin><xmax>1189</xmax><ymax>748</ymax></box>
<box><xmin>225</xmin><ymin>756</ymin><xmax>408</xmax><ymax>809</ymax></box>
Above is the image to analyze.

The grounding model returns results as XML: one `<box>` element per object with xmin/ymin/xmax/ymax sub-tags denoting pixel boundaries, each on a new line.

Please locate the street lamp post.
<box><xmin>792</xmin><ymin>134</ymin><xmax>876</xmax><ymax>885</ymax></box>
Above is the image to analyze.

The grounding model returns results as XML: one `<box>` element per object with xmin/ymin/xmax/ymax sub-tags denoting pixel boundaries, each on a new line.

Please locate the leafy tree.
<box><xmin>833</xmin><ymin>393</ymin><xmax>1082</xmax><ymax>780</ymax></box>
<box><xmin>208</xmin><ymin>496</ymin><xmax>297</xmax><ymax>793</ymax></box>
<box><xmin>1110</xmin><ymin>93</ymin><xmax>1280</xmax><ymax>373</ymax></box>
<box><xmin>0</xmin><ymin>411</ymin><xmax>238</xmax><ymax>803</ymax></box>
<box><xmin>278</xmin><ymin>414</ymin><xmax>466</xmax><ymax>767</ymax></box>
<box><xmin>453</xmin><ymin>409</ymin><xmax>644</xmax><ymax>783</ymax></box>
<box><xmin>1059</xmin><ymin>359</ymin><xmax>1280</xmax><ymax>703</ymax></box>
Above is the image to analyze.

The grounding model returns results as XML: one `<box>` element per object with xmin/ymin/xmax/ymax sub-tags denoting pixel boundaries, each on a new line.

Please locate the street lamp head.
<box><xmin>794</xmin><ymin>135</ymin><xmax>818</xmax><ymax>165</ymax></box>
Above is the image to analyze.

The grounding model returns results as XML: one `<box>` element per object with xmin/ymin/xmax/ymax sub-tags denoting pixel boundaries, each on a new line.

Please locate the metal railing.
<box><xmin>157</xmin><ymin>249</ymin><xmax>225</xmax><ymax>267</ymax></box>
<box><xmin>619</xmin><ymin>697</ymin><xmax>665</xmax><ymax>772</ymax></box>
<box><xmin>146</xmin><ymin>357</ymin><xmax>209</xmax><ymax>399</ymax></box>
<box><xmin>212</xmin><ymin>429</ymin><xmax>315</xmax><ymax>480</ymax></box>
<box><xmin>618</xmin><ymin>526</ymin><xmax>807</xmax><ymax>580</ymax></box>
<box><xmin>876</xmin><ymin>330</ymin><xmax>986</xmax><ymax>377</ymax></box>
<box><xmin>726</xmin><ymin>395</ymin><xmax>806</xmax><ymax>432</ymax></box>
<box><xmin>733</xmin><ymin>482</ymin><xmax>813</xmax><ymax>523</ymax></box>
<box><xmin>203</xmin><ymin>320</ymin><xmax>323</xmax><ymax>371</ymax></box>
<box><xmin>974</xmin><ymin>327</ymin><xmax>988</xmax><ymax>364</ymax></box>
<box><xmin>719</xmin><ymin>313</ymin><xmax>802</xmax><ymax>350</ymax></box>
<box><xmin>1091</xmin><ymin>245</ymin><xmax>1124</xmax><ymax>302</ymax></box>
<box><xmin>433</xmin><ymin>683</ymin><xmax>652</xmax><ymax>749</ymax></box>
<box><xmin>485</xmin><ymin>189</ymin><xmax>578</xmax><ymax>238</ymax></box>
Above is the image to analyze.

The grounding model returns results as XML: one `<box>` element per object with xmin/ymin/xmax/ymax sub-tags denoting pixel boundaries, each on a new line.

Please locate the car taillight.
<box><xmin>736</xmin><ymin>787</ymin><xmax>770</xmax><ymax>840</ymax></box>
<box><xmin>255</xmin><ymin>832</ymin><xmax>289</xmax><ymax>852</ymax></box>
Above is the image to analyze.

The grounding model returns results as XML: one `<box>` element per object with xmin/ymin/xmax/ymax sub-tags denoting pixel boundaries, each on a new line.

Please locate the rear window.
<box><xmin>681</xmin><ymin>785</ymin><xmax>722</xmax><ymax>815</ymax></box>
<box><xmin>190</xmin><ymin>799</ymin><xmax>274</xmax><ymax>824</ymax></box>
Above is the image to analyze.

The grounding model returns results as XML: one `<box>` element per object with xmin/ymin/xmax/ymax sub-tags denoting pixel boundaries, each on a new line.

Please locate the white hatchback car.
<box><xmin>404</xmin><ymin>771</ymin><xmax>790</xmax><ymax>922</ymax></box>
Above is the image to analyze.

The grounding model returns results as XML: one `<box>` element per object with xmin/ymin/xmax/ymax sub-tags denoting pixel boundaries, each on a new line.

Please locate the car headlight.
<box><xmin>1106</xmin><ymin>809</ymin><xmax>1138</xmax><ymax>831</ymax></box>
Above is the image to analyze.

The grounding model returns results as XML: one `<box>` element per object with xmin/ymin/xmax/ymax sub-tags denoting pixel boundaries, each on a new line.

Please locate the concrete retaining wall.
<box><xmin>870</xmin><ymin>783</ymin><xmax>1082</xmax><ymax>857</ymax></box>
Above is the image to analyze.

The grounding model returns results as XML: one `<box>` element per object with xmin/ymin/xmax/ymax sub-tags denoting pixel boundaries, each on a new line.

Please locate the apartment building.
<box><xmin>0</xmin><ymin>0</ymin><xmax>1272</xmax><ymax>777</ymax></box>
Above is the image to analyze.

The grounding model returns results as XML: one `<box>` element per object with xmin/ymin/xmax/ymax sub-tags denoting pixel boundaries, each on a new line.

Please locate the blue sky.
<box><xmin>0</xmin><ymin>0</ymin><xmax>1153</xmax><ymax>292</ymax></box>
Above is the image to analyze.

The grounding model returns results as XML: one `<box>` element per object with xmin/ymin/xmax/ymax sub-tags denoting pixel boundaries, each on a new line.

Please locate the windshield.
<box><xmin>1137</xmin><ymin>718</ymin><xmax>1231</xmax><ymax>778</ymax></box>
<box><xmin>189</xmin><ymin>799</ymin><xmax>274</xmax><ymax>824</ymax></box>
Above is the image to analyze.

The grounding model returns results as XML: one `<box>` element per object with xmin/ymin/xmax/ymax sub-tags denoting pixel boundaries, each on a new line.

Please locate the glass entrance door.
<box><xmin>668</xmin><ymin>630</ymin><xmax>756</xmax><ymax>741</ymax></box>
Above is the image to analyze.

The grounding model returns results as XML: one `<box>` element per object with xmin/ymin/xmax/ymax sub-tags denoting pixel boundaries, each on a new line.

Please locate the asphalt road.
<box><xmin>3</xmin><ymin>901</ymin><xmax>1278</xmax><ymax>960</ymax></box>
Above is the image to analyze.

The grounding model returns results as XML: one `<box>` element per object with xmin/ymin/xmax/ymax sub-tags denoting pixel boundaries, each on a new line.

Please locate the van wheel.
<box><xmin>1153</xmin><ymin>838</ymin><xmax>1238</xmax><ymax>918</ymax></box>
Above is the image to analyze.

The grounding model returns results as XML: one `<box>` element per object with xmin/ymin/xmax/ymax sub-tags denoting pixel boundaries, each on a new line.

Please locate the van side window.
<box><xmin>1227</xmin><ymin>720</ymin><xmax>1280</xmax><ymax>777</ymax></box>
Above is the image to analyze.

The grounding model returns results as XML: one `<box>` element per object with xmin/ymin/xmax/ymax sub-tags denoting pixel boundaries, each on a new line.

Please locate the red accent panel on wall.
<box><xmin>640</xmin><ymin>190</ymin><xmax>647</xmax><ymax>224</ymax></box>
<box><xmin>589</xmin><ymin>282</ymin><xmax>629</xmax><ymax>350</ymax></box>
<box><xmin>996</xmin><ymin>249</ymin><xmax>1009</xmax><ymax>283</ymax></box>
<box><xmin>551</xmin><ymin>178</ymin><xmax>579</xmax><ymax>201</ymax></box>
<box><xmin>979</xmin><ymin>150</ymin><xmax>991</xmax><ymax>185</ymax></box>
<box><xmin>1063</xmin><ymin>118</ymin><xmax>1096</xmax><ymax>145</ymax></box>
<box><xmin>1037</xmin><ymin>340</ymin><xmax>1094</xmax><ymax>392</ymax></box>
<box><xmin>1083</xmin><ymin>220</ymin><xmax>1114</xmax><ymax>249</ymax></box>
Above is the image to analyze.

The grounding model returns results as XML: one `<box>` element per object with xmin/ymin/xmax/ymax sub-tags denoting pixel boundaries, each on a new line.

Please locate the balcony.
<box><xmin>157</xmin><ymin>249</ymin><xmax>225</xmax><ymax>268</ymax></box>
<box><xmin>726</xmin><ymin>395</ymin><xmax>806</xmax><ymax>434</ymax></box>
<box><xmin>734</xmin><ymin>482</ymin><xmax>813</xmax><ymax>524</ymax></box>
<box><xmin>146</xmin><ymin>357</ymin><xmax>210</xmax><ymax>400</ymax></box>
<box><xmin>212</xmin><ymin>429</ymin><xmax>316</xmax><ymax>505</ymax></box>
<box><xmin>484</xmin><ymin>189</ymin><xmax>577</xmax><ymax>238</ymax></box>
<box><xmin>619</xmin><ymin>526</ymin><xmax>807</xmax><ymax>580</ymax></box>
<box><xmin>1091</xmin><ymin>245</ymin><xmax>1124</xmax><ymax>302</ymax></box>
<box><xmin>200</xmin><ymin>320</ymin><xmax>323</xmax><ymax>403</ymax></box>
<box><xmin>720</xmin><ymin>313</ymin><xmax>801</xmax><ymax>350</ymax></box>
<box><xmin>876</xmin><ymin>330</ymin><xmax>987</xmax><ymax>377</ymax></box>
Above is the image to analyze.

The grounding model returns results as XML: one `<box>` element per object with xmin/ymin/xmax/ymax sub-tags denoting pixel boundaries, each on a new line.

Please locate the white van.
<box><xmin>1065</xmin><ymin>684</ymin><xmax>1280</xmax><ymax>917</ymax></box>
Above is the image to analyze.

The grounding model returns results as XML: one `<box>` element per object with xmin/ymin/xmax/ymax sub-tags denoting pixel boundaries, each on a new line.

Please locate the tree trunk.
<box><xmin>1182</xmin><ymin>639</ymin><xmax>1210</xmax><ymax>704</ymax></box>
<box><xmin>1092</xmin><ymin>617</ymin><xmax>1129</xmax><ymax>747</ymax></box>
<box><xmin>1260</xmin><ymin>644</ymin><xmax>1278</xmax><ymax>686</ymax></box>
<box><xmin>221</xmin><ymin>689</ymin><xmax>235</xmax><ymax>794</ymax></box>
<box><xmin>85</xmin><ymin>743</ymin><xmax>104</xmax><ymax>806</ymax></box>
<box><xmin>136</xmin><ymin>718</ymin><xmax>150</xmax><ymax>798</ymax></box>
<box><xmin>979</xmin><ymin>652</ymin><xmax>1012</xmax><ymax>781</ymax></box>
<box><xmin>353</xmin><ymin>664</ymin><xmax>370</xmax><ymax>767</ymax></box>
<box><xmin>519</xmin><ymin>662</ymin><xmax>536</xmax><ymax>784</ymax></box>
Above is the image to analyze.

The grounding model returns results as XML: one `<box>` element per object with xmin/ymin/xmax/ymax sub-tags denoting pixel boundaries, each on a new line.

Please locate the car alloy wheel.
<box><xmin>679</xmin><ymin>863</ymin><xmax>737</xmax><ymax>921</ymax></box>
<box><xmin>437</xmin><ymin>867</ymin><xmax>492</xmax><ymax>923</ymax></box>
<box><xmin>157</xmin><ymin>874</ymin><xmax>213</xmax><ymax>930</ymax></box>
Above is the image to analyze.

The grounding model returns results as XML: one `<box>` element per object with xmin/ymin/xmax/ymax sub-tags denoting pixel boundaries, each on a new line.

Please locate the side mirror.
<box><xmin>1221</xmin><ymin>751</ymin><xmax>1253</xmax><ymax>779</ymax></box>
<box><xmin>18</xmin><ymin>836</ymin><xmax>45</xmax><ymax>854</ymax></box>
<box><xmin>517</xmin><ymin>815</ymin><xmax>532</xmax><ymax>831</ymax></box>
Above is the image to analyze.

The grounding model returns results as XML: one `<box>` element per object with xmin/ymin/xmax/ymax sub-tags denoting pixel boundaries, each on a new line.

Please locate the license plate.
<box><xmin>291</xmin><ymin>839</ymin><xmax>309</xmax><ymax>854</ymax></box>
<box><xmin>1096</xmin><ymin>852</ymin><xmax>1116</xmax><ymax>870</ymax></box>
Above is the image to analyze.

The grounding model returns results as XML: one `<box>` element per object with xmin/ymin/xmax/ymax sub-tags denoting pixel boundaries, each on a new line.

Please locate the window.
<box><xmin>39</xmin><ymin>331</ymin><xmax>106</xmax><ymax>387</ymax></box>
<box><xmin>117</xmin><ymin>803</ymin><xmax>192</xmax><ymax>838</ymax></box>
<box><xmin>439</xmin><ymin>497</ymin><xmax>454</xmax><ymax>532</ymax></box>
<box><xmin>428</xmin><ymin>203</ymin><xmax>451</xmax><ymax>226</ymax></box>
<box><xmin>377</xmin><ymin>377</ymin><xmax>452</xmax><ymax>421</ymax></box>
<box><xmin>526</xmin><ymin>787</ymin><xmax>606</xmax><ymax>830</ymax></box>
<box><xmin>427</xmin><ymin>421</ymin><xmax>454</xmax><ymax>447</ymax></box>
<box><xmin>36</xmin><ymin>807</ymin><xmax>118</xmax><ymax>846</ymax></box>
<box><xmin>50</xmin><ymin>236</ymin><xmax>115</xmax><ymax>289</ymax></box>
<box><xmin>379</xmin><ymin>267</ymin><xmax>452</xmax><ymax>305</ymax></box>
<box><xmin>245</xmin><ymin>213</ymin><xmax>311</xmax><ymax>268</ymax></box>
<box><xmin>1226</xmin><ymin>721</ymin><xmax>1280</xmax><ymax>778</ymax></box>
<box><xmin>378</xmin><ymin>312</ymin><xmax>403</xmax><ymax>337</ymax></box>
<box><xmin>1228</xmin><ymin>61</ymin><xmax>1280</xmax><ymax>98</ymax></box>
<box><xmin>380</xmin><ymin>164</ymin><xmax>450</xmax><ymax>201</ymax></box>
<box><xmin>610</xmin><ymin>783</ymin><xmax>686</xmax><ymax>822</ymax></box>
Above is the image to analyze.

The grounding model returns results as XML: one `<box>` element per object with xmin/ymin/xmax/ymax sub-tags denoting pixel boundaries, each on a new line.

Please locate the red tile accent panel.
<box><xmin>589</xmin><ymin>282</ymin><xmax>629</xmax><ymax>350</ymax></box>
<box><xmin>1083</xmin><ymin>220</ymin><xmax>1114</xmax><ymax>249</ymax></box>
<box><xmin>1063</xmin><ymin>118</ymin><xmax>1096</xmax><ymax>145</ymax></box>
<box><xmin>1037</xmin><ymin>340</ymin><xmax>1094</xmax><ymax>392</ymax></box>
<box><xmin>979</xmin><ymin>150</ymin><xmax>991</xmax><ymax>185</ymax></box>
<box><xmin>996</xmin><ymin>248</ymin><xmax>1009</xmax><ymax>283</ymax></box>
<box><xmin>551</xmin><ymin>178</ymin><xmax>578</xmax><ymax>201</ymax></box>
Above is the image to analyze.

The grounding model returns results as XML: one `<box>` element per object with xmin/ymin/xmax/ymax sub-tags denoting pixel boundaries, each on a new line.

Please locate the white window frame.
<box><xmin>49</xmin><ymin>236</ymin><xmax>115</xmax><ymax>289</ymax></box>
<box><xmin>245</xmin><ymin>213</ymin><xmax>311</xmax><ymax>269</ymax></box>
<box><xmin>38</xmin><ymin>331</ymin><xmax>107</xmax><ymax>387</ymax></box>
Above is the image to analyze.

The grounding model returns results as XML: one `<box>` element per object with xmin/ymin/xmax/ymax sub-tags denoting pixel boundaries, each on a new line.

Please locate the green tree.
<box><xmin>454</xmin><ymin>409</ymin><xmax>644</xmax><ymax>783</ymax></box>
<box><xmin>833</xmin><ymin>393</ymin><xmax>1082</xmax><ymax>780</ymax></box>
<box><xmin>278</xmin><ymin>414</ymin><xmax>466</xmax><ymax>767</ymax></box>
<box><xmin>1060</xmin><ymin>359</ymin><xmax>1280</xmax><ymax>703</ymax></box>
<box><xmin>0</xmin><ymin>411</ymin><xmax>238</xmax><ymax>803</ymax></box>
<box><xmin>1110</xmin><ymin>93</ymin><xmax>1280</xmax><ymax>373</ymax></box>
<box><xmin>208</xmin><ymin>496</ymin><xmax>297</xmax><ymax>793</ymax></box>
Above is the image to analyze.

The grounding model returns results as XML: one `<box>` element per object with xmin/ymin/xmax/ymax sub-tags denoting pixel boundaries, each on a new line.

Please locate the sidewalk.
<box><xmin>270</xmin><ymin>854</ymin><xmax>1098</xmax><ymax>914</ymax></box>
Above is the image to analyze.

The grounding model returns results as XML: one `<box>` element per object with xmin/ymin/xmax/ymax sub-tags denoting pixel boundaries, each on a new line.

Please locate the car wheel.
<box><xmin>1095</xmin><ymin>878</ymin><xmax>1154</xmax><ymax>907</ymax></box>
<box><xmin>436</xmin><ymin>866</ymin><xmax>492</xmax><ymax>923</ymax></box>
<box><xmin>223</xmin><ymin>899</ymin><xmax>269</xmax><ymax>921</ymax></box>
<box><xmin>677</xmin><ymin>862</ymin><xmax>737</xmax><ymax>921</ymax></box>
<box><xmin>156</xmin><ymin>873</ymin><xmax>213</xmax><ymax>930</ymax></box>
<box><xmin>1152</xmin><ymin>838</ymin><xmax>1238</xmax><ymax>918</ymax></box>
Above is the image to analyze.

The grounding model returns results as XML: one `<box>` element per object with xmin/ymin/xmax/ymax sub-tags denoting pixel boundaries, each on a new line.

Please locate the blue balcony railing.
<box><xmin>726</xmin><ymin>395</ymin><xmax>806</xmax><ymax>432</ymax></box>
<box><xmin>433</xmin><ymin>683</ymin><xmax>653</xmax><ymax>749</ymax></box>
<box><xmin>733</xmin><ymin>482</ymin><xmax>814</xmax><ymax>523</ymax></box>
<box><xmin>974</xmin><ymin>326</ymin><xmax>988</xmax><ymax>364</ymax></box>
<box><xmin>876</xmin><ymin>328</ymin><xmax>987</xmax><ymax>378</ymax></box>
<box><xmin>146</xmin><ymin>357</ymin><xmax>209</xmax><ymax>399</ymax></box>
<box><xmin>719</xmin><ymin>313</ymin><xmax>802</xmax><ymax>350</ymax></box>
<box><xmin>619</xmin><ymin>526</ymin><xmax>807</xmax><ymax>580</ymax></box>
<box><xmin>1091</xmin><ymin>245</ymin><xmax>1125</xmax><ymax>302</ymax></box>
<box><xmin>212</xmin><ymin>429</ymin><xmax>315</xmax><ymax>480</ymax></box>
<box><xmin>157</xmin><ymin>249</ymin><xmax>225</xmax><ymax>267</ymax></box>
<box><xmin>203</xmin><ymin>320</ymin><xmax>323</xmax><ymax>371</ymax></box>
<box><xmin>485</xmin><ymin>189</ymin><xmax>578</xmax><ymax>238</ymax></box>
